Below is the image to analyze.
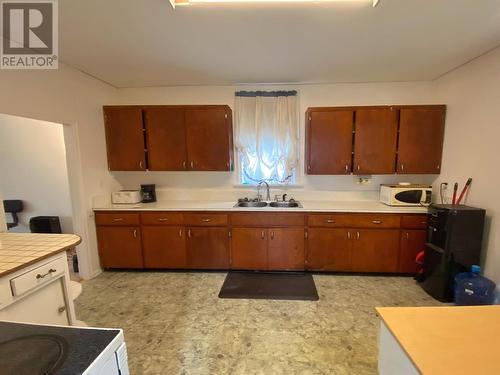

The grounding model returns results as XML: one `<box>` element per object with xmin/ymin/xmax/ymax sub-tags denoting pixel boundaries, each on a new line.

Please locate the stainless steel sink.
<box><xmin>269</xmin><ymin>201</ymin><xmax>302</xmax><ymax>208</ymax></box>
<box><xmin>234</xmin><ymin>201</ymin><xmax>268</xmax><ymax>208</ymax></box>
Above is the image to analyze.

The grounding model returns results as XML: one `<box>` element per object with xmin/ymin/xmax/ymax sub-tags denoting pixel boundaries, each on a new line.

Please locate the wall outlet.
<box><xmin>357</xmin><ymin>177</ymin><xmax>372</xmax><ymax>185</ymax></box>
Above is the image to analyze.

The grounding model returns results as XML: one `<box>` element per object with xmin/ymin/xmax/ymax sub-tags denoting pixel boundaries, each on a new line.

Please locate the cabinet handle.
<box><xmin>356</xmin><ymin>231</ymin><xmax>360</xmax><ymax>240</ymax></box>
<box><xmin>307</xmin><ymin>165</ymin><xmax>311</xmax><ymax>171</ymax></box>
<box><xmin>36</xmin><ymin>268</ymin><xmax>57</xmax><ymax>279</ymax></box>
<box><xmin>58</xmin><ymin>306</ymin><xmax>66</xmax><ymax>313</ymax></box>
<box><xmin>305</xmin><ymin>231</ymin><xmax>308</xmax><ymax>239</ymax></box>
<box><xmin>228</xmin><ymin>231</ymin><xmax>232</xmax><ymax>238</ymax></box>
<box><xmin>271</xmin><ymin>231</ymin><xmax>275</xmax><ymax>240</ymax></box>
<box><xmin>347</xmin><ymin>231</ymin><xmax>351</xmax><ymax>240</ymax></box>
<box><xmin>326</xmin><ymin>219</ymin><xmax>334</xmax><ymax>224</ymax></box>
<box><xmin>188</xmin><ymin>229</ymin><xmax>191</xmax><ymax>239</ymax></box>
<box><xmin>406</xmin><ymin>232</ymin><xmax>409</xmax><ymax>240</ymax></box>
<box><xmin>190</xmin><ymin>161</ymin><xmax>194</xmax><ymax>169</ymax></box>
<box><xmin>357</xmin><ymin>165</ymin><xmax>360</xmax><ymax>171</ymax></box>
<box><xmin>401</xmin><ymin>164</ymin><xmax>404</xmax><ymax>172</ymax></box>
<box><xmin>178</xmin><ymin>229</ymin><xmax>182</xmax><ymax>237</ymax></box>
<box><xmin>112</xmin><ymin>218</ymin><xmax>123</xmax><ymax>222</ymax></box>
<box><xmin>261</xmin><ymin>231</ymin><xmax>265</xmax><ymax>239</ymax></box>
<box><xmin>372</xmin><ymin>220</ymin><xmax>382</xmax><ymax>224</ymax></box>
<box><xmin>133</xmin><ymin>229</ymin><xmax>137</xmax><ymax>238</ymax></box>
<box><xmin>345</xmin><ymin>164</ymin><xmax>349</xmax><ymax>172</ymax></box>
<box><xmin>139</xmin><ymin>160</ymin><xmax>143</xmax><ymax>169</ymax></box>
<box><xmin>201</xmin><ymin>218</ymin><xmax>211</xmax><ymax>222</ymax></box>
<box><xmin>158</xmin><ymin>218</ymin><xmax>169</xmax><ymax>222</ymax></box>
<box><xmin>183</xmin><ymin>161</ymin><xmax>187</xmax><ymax>170</ymax></box>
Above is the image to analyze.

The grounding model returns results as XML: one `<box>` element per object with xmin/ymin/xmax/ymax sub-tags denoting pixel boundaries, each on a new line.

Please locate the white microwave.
<box><xmin>380</xmin><ymin>184</ymin><xmax>432</xmax><ymax>206</ymax></box>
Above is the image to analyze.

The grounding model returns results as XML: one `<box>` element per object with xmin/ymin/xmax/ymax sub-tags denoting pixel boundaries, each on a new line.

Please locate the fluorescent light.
<box><xmin>171</xmin><ymin>0</ymin><xmax>379</xmax><ymax>9</ymax></box>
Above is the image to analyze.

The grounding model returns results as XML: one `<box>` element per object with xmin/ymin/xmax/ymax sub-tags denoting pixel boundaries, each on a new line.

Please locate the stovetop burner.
<box><xmin>0</xmin><ymin>334</ymin><xmax>67</xmax><ymax>375</ymax></box>
<box><xmin>0</xmin><ymin>321</ymin><xmax>121</xmax><ymax>375</ymax></box>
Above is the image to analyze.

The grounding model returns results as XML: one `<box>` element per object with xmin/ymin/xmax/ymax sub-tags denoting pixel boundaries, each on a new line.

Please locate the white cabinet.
<box><xmin>0</xmin><ymin>278</ymin><xmax>69</xmax><ymax>325</ymax></box>
<box><xmin>0</xmin><ymin>253</ymin><xmax>76</xmax><ymax>325</ymax></box>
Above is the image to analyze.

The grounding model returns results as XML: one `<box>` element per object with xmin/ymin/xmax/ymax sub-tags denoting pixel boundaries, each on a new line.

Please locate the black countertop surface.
<box><xmin>0</xmin><ymin>321</ymin><xmax>120</xmax><ymax>375</ymax></box>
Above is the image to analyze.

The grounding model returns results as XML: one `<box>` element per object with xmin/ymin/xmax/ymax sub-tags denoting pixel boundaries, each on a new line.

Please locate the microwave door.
<box><xmin>395</xmin><ymin>190</ymin><xmax>422</xmax><ymax>204</ymax></box>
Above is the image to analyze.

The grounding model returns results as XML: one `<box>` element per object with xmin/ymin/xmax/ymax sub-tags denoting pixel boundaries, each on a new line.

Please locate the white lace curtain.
<box><xmin>235</xmin><ymin>91</ymin><xmax>299</xmax><ymax>184</ymax></box>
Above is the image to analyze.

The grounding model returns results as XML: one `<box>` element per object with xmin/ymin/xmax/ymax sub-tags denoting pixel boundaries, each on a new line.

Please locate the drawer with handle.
<box><xmin>141</xmin><ymin>212</ymin><xmax>183</xmax><ymax>226</ymax></box>
<box><xmin>307</xmin><ymin>214</ymin><xmax>353</xmax><ymax>227</ymax></box>
<box><xmin>10</xmin><ymin>256</ymin><xmax>66</xmax><ymax>297</ymax></box>
<box><xmin>350</xmin><ymin>214</ymin><xmax>401</xmax><ymax>228</ymax></box>
<box><xmin>401</xmin><ymin>215</ymin><xmax>429</xmax><ymax>229</ymax></box>
<box><xmin>95</xmin><ymin>212</ymin><xmax>140</xmax><ymax>226</ymax></box>
<box><xmin>183</xmin><ymin>213</ymin><xmax>228</xmax><ymax>226</ymax></box>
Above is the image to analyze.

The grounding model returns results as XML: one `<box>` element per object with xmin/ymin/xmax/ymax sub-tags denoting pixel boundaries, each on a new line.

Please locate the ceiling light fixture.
<box><xmin>170</xmin><ymin>0</ymin><xmax>379</xmax><ymax>9</ymax></box>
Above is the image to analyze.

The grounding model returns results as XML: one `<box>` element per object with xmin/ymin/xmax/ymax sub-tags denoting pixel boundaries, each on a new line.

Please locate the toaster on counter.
<box><xmin>111</xmin><ymin>190</ymin><xmax>142</xmax><ymax>204</ymax></box>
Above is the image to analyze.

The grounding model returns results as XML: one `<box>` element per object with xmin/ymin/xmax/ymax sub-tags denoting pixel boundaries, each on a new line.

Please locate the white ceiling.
<box><xmin>59</xmin><ymin>0</ymin><xmax>500</xmax><ymax>87</ymax></box>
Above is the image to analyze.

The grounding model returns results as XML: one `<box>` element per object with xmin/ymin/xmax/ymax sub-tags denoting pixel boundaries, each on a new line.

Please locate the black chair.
<box><xmin>3</xmin><ymin>200</ymin><xmax>24</xmax><ymax>229</ymax></box>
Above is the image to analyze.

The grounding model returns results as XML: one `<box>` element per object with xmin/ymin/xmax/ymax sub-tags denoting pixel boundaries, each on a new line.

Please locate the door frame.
<box><xmin>0</xmin><ymin>113</ymin><xmax>94</xmax><ymax>279</ymax></box>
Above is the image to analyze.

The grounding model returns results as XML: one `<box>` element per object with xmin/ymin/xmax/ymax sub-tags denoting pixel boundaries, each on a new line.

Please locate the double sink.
<box><xmin>234</xmin><ymin>201</ymin><xmax>302</xmax><ymax>208</ymax></box>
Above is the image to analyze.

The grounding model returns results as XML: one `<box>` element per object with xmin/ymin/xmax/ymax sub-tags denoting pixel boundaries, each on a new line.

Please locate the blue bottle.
<box><xmin>454</xmin><ymin>265</ymin><xmax>496</xmax><ymax>305</ymax></box>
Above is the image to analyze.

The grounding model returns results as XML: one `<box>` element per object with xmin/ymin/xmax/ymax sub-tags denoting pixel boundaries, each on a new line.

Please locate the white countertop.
<box><xmin>93</xmin><ymin>200</ymin><xmax>429</xmax><ymax>214</ymax></box>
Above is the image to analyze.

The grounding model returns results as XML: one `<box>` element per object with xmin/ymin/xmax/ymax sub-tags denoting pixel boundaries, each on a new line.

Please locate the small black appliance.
<box><xmin>140</xmin><ymin>184</ymin><xmax>156</xmax><ymax>203</ymax></box>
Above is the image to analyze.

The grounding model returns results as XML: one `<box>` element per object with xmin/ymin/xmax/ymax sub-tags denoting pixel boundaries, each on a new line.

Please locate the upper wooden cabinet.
<box><xmin>354</xmin><ymin>108</ymin><xmax>398</xmax><ymax>174</ymax></box>
<box><xmin>144</xmin><ymin>107</ymin><xmax>187</xmax><ymax>171</ymax></box>
<box><xmin>306</xmin><ymin>105</ymin><xmax>446</xmax><ymax>175</ymax></box>
<box><xmin>397</xmin><ymin>106</ymin><xmax>446</xmax><ymax>174</ymax></box>
<box><xmin>306</xmin><ymin>109</ymin><xmax>354</xmax><ymax>175</ymax></box>
<box><xmin>185</xmin><ymin>107</ymin><xmax>233</xmax><ymax>171</ymax></box>
<box><xmin>103</xmin><ymin>105</ymin><xmax>233</xmax><ymax>172</ymax></box>
<box><xmin>103</xmin><ymin>107</ymin><xmax>146</xmax><ymax>171</ymax></box>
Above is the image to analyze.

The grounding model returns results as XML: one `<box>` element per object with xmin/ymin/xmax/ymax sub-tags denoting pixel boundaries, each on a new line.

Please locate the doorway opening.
<box><xmin>0</xmin><ymin>113</ymin><xmax>80</xmax><ymax>279</ymax></box>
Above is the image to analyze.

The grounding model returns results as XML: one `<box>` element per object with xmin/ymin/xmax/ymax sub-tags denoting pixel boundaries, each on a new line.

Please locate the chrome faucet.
<box><xmin>257</xmin><ymin>181</ymin><xmax>271</xmax><ymax>202</ymax></box>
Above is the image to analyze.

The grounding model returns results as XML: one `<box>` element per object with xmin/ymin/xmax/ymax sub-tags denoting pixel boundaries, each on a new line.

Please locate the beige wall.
<box><xmin>434</xmin><ymin>47</ymin><xmax>500</xmax><ymax>284</ymax></box>
<box><xmin>0</xmin><ymin>64</ymin><xmax>117</xmax><ymax>279</ymax></box>
<box><xmin>0</xmin><ymin>114</ymin><xmax>73</xmax><ymax>233</ymax></box>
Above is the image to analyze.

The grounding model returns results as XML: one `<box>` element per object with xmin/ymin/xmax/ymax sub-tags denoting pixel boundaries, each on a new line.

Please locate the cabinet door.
<box><xmin>268</xmin><ymin>228</ymin><xmax>305</xmax><ymax>271</ymax></box>
<box><xmin>399</xmin><ymin>230</ymin><xmax>426</xmax><ymax>273</ymax></box>
<box><xmin>397</xmin><ymin>106</ymin><xmax>446</xmax><ymax>174</ymax></box>
<box><xmin>231</xmin><ymin>228</ymin><xmax>268</xmax><ymax>270</ymax></box>
<box><xmin>185</xmin><ymin>107</ymin><xmax>232</xmax><ymax>171</ymax></box>
<box><xmin>306</xmin><ymin>110</ymin><xmax>353</xmax><ymax>174</ymax></box>
<box><xmin>142</xmin><ymin>226</ymin><xmax>186</xmax><ymax>268</ymax></box>
<box><xmin>307</xmin><ymin>228</ymin><xmax>352</xmax><ymax>271</ymax></box>
<box><xmin>351</xmin><ymin>229</ymin><xmax>399</xmax><ymax>272</ymax></box>
<box><xmin>96</xmin><ymin>226</ymin><xmax>144</xmax><ymax>268</ymax></box>
<box><xmin>0</xmin><ymin>279</ymin><xmax>69</xmax><ymax>326</ymax></box>
<box><xmin>354</xmin><ymin>108</ymin><xmax>397</xmax><ymax>174</ymax></box>
<box><xmin>103</xmin><ymin>107</ymin><xmax>146</xmax><ymax>171</ymax></box>
<box><xmin>144</xmin><ymin>108</ymin><xmax>188</xmax><ymax>171</ymax></box>
<box><xmin>186</xmin><ymin>227</ymin><xmax>229</xmax><ymax>269</ymax></box>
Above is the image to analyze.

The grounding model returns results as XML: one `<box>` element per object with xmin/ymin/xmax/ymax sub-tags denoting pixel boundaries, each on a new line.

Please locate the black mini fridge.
<box><xmin>420</xmin><ymin>204</ymin><xmax>485</xmax><ymax>302</ymax></box>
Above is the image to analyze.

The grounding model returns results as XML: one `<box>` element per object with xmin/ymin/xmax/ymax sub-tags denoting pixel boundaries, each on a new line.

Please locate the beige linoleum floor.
<box><xmin>75</xmin><ymin>272</ymin><xmax>441</xmax><ymax>374</ymax></box>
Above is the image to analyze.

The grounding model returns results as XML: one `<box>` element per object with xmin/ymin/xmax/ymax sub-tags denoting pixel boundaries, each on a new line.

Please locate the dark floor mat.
<box><xmin>218</xmin><ymin>272</ymin><xmax>319</xmax><ymax>301</ymax></box>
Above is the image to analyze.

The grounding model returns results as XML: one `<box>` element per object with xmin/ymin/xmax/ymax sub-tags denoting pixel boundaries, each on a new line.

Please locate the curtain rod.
<box><xmin>235</xmin><ymin>90</ymin><xmax>297</xmax><ymax>97</ymax></box>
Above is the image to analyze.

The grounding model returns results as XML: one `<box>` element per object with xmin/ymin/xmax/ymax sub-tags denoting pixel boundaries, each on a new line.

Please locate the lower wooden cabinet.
<box><xmin>399</xmin><ymin>230</ymin><xmax>427</xmax><ymax>273</ymax></box>
<box><xmin>267</xmin><ymin>228</ymin><xmax>305</xmax><ymax>271</ymax></box>
<box><xmin>351</xmin><ymin>229</ymin><xmax>400</xmax><ymax>272</ymax></box>
<box><xmin>231</xmin><ymin>228</ymin><xmax>305</xmax><ymax>270</ymax></box>
<box><xmin>142</xmin><ymin>226</ymin><xmax>186</xmax><ymax>268</ymax></box>
<box><xmin>96</xmin><ymin>226</ymin><xmax>143</xmax><ymax>268</ymax></box>
<box><xmin>94</xmin><ymin>211</ymin><xmax>428</xmax><ymax>273</ymax></box>
<box><xmin>306</xmin><ymin>228</ymin><xmax>352</xmax><ymax>271</ymax></box>
<box><xmin>186</xmin><ymin>227</ymin><xmax>229</xmax><ymax>269</ymax></box>
<box><xmin>231</xmin><ymin>228</ymin><xmax>268</xmax><ymax>270</ymax></box>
